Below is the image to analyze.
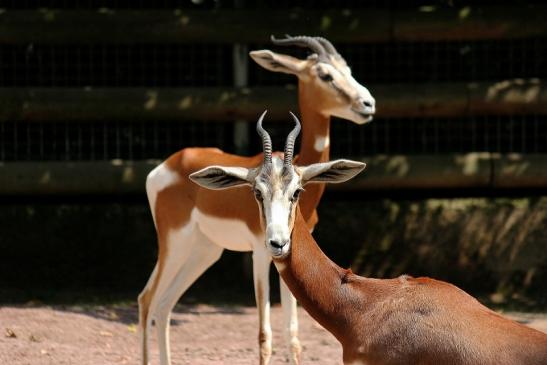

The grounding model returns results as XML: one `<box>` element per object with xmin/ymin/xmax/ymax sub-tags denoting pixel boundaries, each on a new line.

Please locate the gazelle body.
<box><xmin>138</xmin><ymin>35</ymin><xmax>375</xmax><ymax>365</ymax></box>
<box><xmin>280</xmin><ymin>212</ymin><xmax>547</xmax><ymax>365</ymax></box>
<box><xmin>192</xmin><ymin>116</ymin><xmax>547</xmax><ymax>365</ymax></box>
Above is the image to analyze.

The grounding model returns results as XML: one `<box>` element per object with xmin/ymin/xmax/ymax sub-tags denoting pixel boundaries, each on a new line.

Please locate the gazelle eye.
<box><xmin>319</xmin><ymin>73</ymin><xmax>333</xmax><ymax>82</ymax></box>
<box><xmin>254</xmin><ymin>189</ymin><xmax>263</xmax><ymax>201</ymax></box>
<box><xmin>291</xmin><ymin>188</ymin><xmax>304</xmax><ymax>202</ymax></box>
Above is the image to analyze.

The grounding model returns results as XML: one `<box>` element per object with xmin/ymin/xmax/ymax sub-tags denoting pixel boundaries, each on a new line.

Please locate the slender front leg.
<box><xmin>253</xmin><ymin>248</ymin><xmax>273</xmax><ymax>365</ymax></box>
<box><xmin>280</xmin><ymin>279</ymin><xmax>301</xmax><ymax>364</ymax></box>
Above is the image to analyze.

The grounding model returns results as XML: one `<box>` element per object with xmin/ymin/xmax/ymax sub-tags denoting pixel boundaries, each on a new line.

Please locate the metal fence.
<box><xmin>1</xmin><ymin>39</ymin><xmax>546</xmax><ymax>158</ymax></box>
<box><xmin>0</xmin><ymin>1</ymin><xmax>546</xmax><ymax>192</ymax></box>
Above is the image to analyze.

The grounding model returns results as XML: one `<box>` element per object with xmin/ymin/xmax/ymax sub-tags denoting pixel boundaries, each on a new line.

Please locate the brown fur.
<box><xmin>140</xmin><ymin>40</ymin><xmax>374</xmax><ymax>364</ymax></box>
<box><xmin>138</xmin><ymin>91</ymin><xmax>334</xmax><ymax>365</ymax></box>
<box><xmin>277</xmin><ymin>209</ymin><xmax>547</xmax><ymax>365</ymax></box>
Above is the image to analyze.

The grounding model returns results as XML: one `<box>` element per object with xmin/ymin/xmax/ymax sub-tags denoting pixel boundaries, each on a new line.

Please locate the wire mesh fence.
<box><xmin>249</xmin><ymin>38</ymin><xmax>547</xmax><ymax>86</ymax></box>
<box><xmin>2</xmin><ymin>39</ymin><xmax>543</xmax><ymax>88</ymax></box>
<box><xmin>2</xmin><ymin>115</ymin><xmax>546</xmax><ymax>161</ymax></box>
<box><xmin>1</xmin><ymin>0</ymin><xmax>543</xmax><ymax>9</ymax></box>
<box><xmin>0</xmin><ymin>2</ymin><xmax>545</xmax><ymax>162</ymax></box>
<box><xmin>0</xmin><ymin>44</ymin><xmax>233</xmax><ymax>87</ymax></box>
<box><xmin>0</xmin><ymin>120</ymin><xmax>233</xmax><ymax>161</ymax></box>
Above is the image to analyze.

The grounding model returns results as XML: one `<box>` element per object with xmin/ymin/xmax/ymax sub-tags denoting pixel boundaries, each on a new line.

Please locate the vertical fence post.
<box><xmin>233</xmin><ymin>44</ymin><xmax>249</xmax><ymax>154</ymax></box>
<box><xmin>232</xmin><ymin>0</ymin><xmax>250</xmax><ymax>155</ymax></box>
<box><xmin>232</xmin><ymin>0</ymin><xmax>254</xmax><ymax>280</ymax></box>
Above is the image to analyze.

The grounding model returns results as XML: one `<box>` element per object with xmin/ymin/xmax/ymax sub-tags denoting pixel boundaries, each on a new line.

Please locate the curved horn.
<box><xmin>284</xmin><ymin>112</ymin><xmax>302</xmax><ymax>166</ymax></box>
<box><xmin>314</xmin><ymin>36</ymin><xmax>339</xmax><ymax>56</ymax></box>
<box><xmin>256</xmin><ymin>110</ymin><xmax>272</xmax><ymax>164</ymax></box>
<box><xmin>271</xmin><ymin>35</ymin><xmax>327</xmax><ymax>60</ymax></box>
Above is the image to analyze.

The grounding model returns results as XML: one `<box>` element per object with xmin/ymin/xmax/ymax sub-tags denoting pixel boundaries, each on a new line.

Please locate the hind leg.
<box><xmin>151</xmin><ymin>228</ymin><xmax>223</xmax><ymax>365</ymax></box>
<box><xmin>138</xmin><ymin>264</ymin><xmax>159</xmax><ymax>365</ymax></box>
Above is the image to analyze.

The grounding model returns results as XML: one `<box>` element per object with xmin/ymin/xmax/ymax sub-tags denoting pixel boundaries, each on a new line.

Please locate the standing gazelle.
<box><xmin>192</xmin><ymin>113</ymin><xmax>547</xmax><ymax>365</ymax></box>
<box><xmin>139</xmin><ymin>35</ymin><xmax>375</xmax><ymax>365</ymax></box>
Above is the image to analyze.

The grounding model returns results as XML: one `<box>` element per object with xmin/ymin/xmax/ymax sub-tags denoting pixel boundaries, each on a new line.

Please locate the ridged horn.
<box><xmin>314</xmin><ymin>36</ymin><xmax>339</xmax><ymax>56</ymax></box>
<box><xmin>271</xmin><ymin>34</ymin><xmax>327</xmax><ymax>60</ymax></box>
<box><xmin>256</xmin><ymin>110</ymin><xmax>272</xmax><ymax>164</ymax></box>
<box><xmin>284</xmin><ymin>112</ymin><xmax>302</xmax><ymax>166</ymax></box>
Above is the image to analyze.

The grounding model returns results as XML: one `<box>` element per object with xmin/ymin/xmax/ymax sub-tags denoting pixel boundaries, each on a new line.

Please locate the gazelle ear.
<box><xmin>300</xmin><ymin>159</ymin><xmax>366</xmax><ymax>185</ymax></box>
<box><xmin>189</xmin><ymin>166</ymin><xmax>252</xmax><ymax>190</ymax></box>
<box><xmin>249</xmin><ymin>50</ymin><xmax>308</xmax><ymax>76</ymax></box>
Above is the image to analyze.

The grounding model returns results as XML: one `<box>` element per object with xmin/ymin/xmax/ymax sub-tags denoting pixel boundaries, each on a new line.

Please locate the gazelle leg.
<box><xmin>151</xmin><ymin>228</ymin><xmax>224</xmax><ymax>365</ymax></box>
<box><xmin>253</xmin><ymin>247</ymin><xmax>273</xmax><ymax>365</ymax></box>
<box><xmin>138</xmin><ymin>228</ymin><xmax>193</xmax><ymax>365</ymax></box>
<box><xmin>280</xmin><ymin>278</ymin><xmax>301</xmax><ymax>364</ymax></box>
<box><xmin>157</xmin><ymin>235</ymin><xmax>223</xmax><ymax>365</ymax></box>
<box><xmin>138</xmin><ymin>264</ymin><xmax>159</xmax><ymax>365</ymax></box>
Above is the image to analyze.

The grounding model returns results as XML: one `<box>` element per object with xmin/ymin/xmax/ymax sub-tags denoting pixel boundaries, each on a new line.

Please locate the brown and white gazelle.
<box><xmin>192</xmin><ymin>114</ymin><xmax>547</xmax><ymax>365</ymax></box>
<box><xmin>139</xmin><ymin>35</ymin><xmax>375</xmax><ymax>365</ymax></box>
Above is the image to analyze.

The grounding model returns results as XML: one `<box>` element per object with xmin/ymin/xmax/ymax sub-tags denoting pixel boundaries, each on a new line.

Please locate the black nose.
<box><xmin>269</xmin><ymin>240</ymin><xmax>284</xmax><ymax>249</ymax></box>
<box><xmin>363</xmin><ymin>100</ymin><xmax>374</xmax><ymax>108</ymax></box>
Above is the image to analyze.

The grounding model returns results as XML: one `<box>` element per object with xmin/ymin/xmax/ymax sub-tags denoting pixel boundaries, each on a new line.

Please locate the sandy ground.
<box><xmin>1</xmin><ymin>303</ymin><xmax>546</xmax><ymax>365</ymax></box>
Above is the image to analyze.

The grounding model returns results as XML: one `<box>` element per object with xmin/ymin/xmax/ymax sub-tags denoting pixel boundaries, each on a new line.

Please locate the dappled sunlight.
<box><xmin>315</xmin><ymin>198</ymin><xmax>547</xmax><ymax>304</ymax></box>
<box><xmin>485</xmin><ymin>78</ymin><xmax>541</xmax><ymax>104</ymax></box>
<box><xmin>144</xmin><ymin>90</ymin><xmax>158</xmax><ymax>110</ymax></box>
<box><xmin>385</xmin><ymin>155</ymin><xmax>409</xmax><ymax>177</ymax></box>
<box><xmin>456</xmin><ymin>153</ymin><xmax>489</xmax><ymax>176</ymax></box>
<box><xmin>177</xmin><ymin>95</ymin><xmax>193</xmax><ymax>109</ymax></box>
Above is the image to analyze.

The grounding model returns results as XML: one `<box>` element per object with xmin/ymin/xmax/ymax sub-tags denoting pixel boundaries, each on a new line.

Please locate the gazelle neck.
<box><xmin>296</xmin><ymin>82</ymin><xmax>330</xmax><ymax>228</ymax></box>
<box><xmin>274</xmin><ymin>208</ymin><xmax>357</xmax><ymax>343</ymax></box>
<box><xmin>297</xmin><ymin>82</ymin><xmax>331</xmax><ymax>165</ymax></box>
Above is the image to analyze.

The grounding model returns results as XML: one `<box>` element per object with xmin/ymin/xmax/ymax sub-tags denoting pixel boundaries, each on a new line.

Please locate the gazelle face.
<box><xmin>190</xmin><ymin>112</ymin><xmax>366</xmax><ymax>259</ymax></box>
<box><xmin>250</xmin><ymin>35</ymin><xmax>376</xmax><ymax>124</ymax></box>
<box><xmin>304</xmin><ymin>58</ymin><xmax>376</xmax><ymax>124</ymax></box>
<box><xmin>252</xmin><ymin>157</ymin><xmax>303</xmax><ymax>258</ymax></box>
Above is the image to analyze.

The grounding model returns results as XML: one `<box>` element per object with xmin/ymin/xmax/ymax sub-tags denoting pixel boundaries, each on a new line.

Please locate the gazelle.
<box><xmin>138</xmin><ymin>35</ymin><xmax>375</xmax><ymax>365</ymax></box>
<box><xmin>192</xmin><ymin>114</ymin><xmax>547</xmax><ymax>365</ymax></box>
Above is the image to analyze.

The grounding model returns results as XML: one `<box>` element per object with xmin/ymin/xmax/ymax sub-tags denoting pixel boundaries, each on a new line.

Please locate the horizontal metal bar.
<box><xmin>0</xmin><ymin>6</ymin><xmax>545</xmax><ymax>44</ymax></box>
<box><xmin>0</xmin><ymin>160</ymin><xmax>160</xmax><ymax>195</ymax></box>
<box><xmin>0</xmin><ymin>86</ymin><xmax>296</xmax><ymax>122</ymax></box>
<box><xmin>345</xmin><ymin>154</ymin><xmax>547</xmax><ymax>191</ymax></box>
<box><xmin>0</xmin><ymin>79</ymin><xmax>545</xmax><ymax>122</ymax></box>
<box><xmin>2</xmin><ymin>154</ymin><xmax>547</xmax><ymax>195</ymax></box>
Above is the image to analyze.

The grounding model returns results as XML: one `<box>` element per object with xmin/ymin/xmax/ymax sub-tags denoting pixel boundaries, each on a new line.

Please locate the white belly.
<box><xmin>192</xmin><ymin>208</ymin><xmax>262</xmax><ymax>252</ymax></box>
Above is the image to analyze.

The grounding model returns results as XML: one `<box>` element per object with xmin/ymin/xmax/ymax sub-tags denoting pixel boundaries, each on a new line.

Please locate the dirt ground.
<box><xmin>1</xmin><ymin>304</ymin><xmax>546</xmax><ymax>365</ymax></box>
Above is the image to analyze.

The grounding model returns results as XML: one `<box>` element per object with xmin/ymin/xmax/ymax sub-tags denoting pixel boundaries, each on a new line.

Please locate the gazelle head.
<box><xmin>190</xmin><ymin>111</ymin><xmax>365</xmax><ymax>259</ymax></box>
<box><xmin>250</xmin><ymin>35</ymin><xmax>376</xmax><ymax>124</ymax></box>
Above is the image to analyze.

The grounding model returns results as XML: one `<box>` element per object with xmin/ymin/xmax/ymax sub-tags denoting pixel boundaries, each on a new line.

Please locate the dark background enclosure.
<box><xmin>0</xmin><ymin>0</ymin><xmax>546</xmax><ymax>307</ymax></box>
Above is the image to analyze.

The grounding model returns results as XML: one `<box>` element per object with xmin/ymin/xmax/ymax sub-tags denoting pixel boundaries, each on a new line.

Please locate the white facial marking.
<box><xmin>260</xmin><ymin>157</ymin><xmax>299</xmax><ymax>258</ymax></box>
<box><xmin>315</xmin><ymin>62</ymin><xmax>375</xmax><ymax>124</ymax></box>
<box><xmin>321</xmin><ymin>63</ymin><xmax>338</xmax><ymax>77</ymax></box>
<box><xmin>348</xmin><ymin>75</ymin><xmax>374</xmax><ymax>102</ymax></box>
<box><xmin>313</xmin><ymin>135</ymin><xmax>330</xmax><ymax>152</ymax></box>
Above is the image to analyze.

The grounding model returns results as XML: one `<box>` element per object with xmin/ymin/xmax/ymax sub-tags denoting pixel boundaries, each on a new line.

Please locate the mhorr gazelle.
<box><xmin>139</xmin><ymin>35</ymin><xmax>375</xmax><ymax>365</ymax></box>
<box><xmin>192</xmin><ymin>113</ymin><xmax>547</xmax><ymax>365</ymax></box>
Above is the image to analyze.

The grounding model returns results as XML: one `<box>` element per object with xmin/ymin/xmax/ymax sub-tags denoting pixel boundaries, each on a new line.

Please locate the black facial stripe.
<box><xmin>260</xmin><ymin>203</ymin><xmax>267</xmax><ymax>228</ymax></box>
<box><xmin>281</xmin><ymin>169</ymin><xmax>295</xmax><ymax>188</ymax></box>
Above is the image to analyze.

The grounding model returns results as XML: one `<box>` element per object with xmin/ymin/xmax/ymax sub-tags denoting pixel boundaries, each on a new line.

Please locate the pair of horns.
<box><xmin>270</xmin><ymin>34</ymin><xmax>340</xmax><ymax>60</ymax></box>
<box><xmin>256</xmin><ymin>110</ymin><xmax>301</xmax><ymax>166</ymax></box>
